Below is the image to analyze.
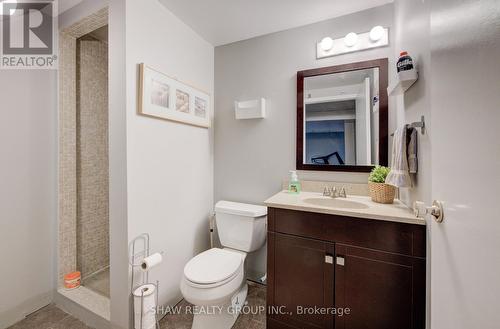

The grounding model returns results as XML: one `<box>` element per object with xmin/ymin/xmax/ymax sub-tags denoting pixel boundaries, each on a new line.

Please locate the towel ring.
<box><xmin>391</xmin><ymin>115</ymin><xmax>425</xmax><ymax>136</ymax></box>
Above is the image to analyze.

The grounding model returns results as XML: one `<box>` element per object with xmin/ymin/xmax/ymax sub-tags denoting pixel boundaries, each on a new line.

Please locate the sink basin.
<box><xmin>303</xmin><ymin>197</ymin><xmax>369</xmax><ymax>210</ymax></box>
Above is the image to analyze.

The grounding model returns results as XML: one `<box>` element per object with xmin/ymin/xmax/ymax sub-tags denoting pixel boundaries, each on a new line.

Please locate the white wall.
<box><xmin>0</xmin><ymin>70</ymin><xmax>57</xmax><ymax>328</ymax></box>
<box><xmin>108</xmin><ymin>1</ymin><xmax>130</xmax><ymax>328</ymax></box>
<box><xmin>0</xmin><ymin>6</ymin><xmax>61</xmax><ymax>328</ymax></box>
<box><xmin>124</xmin><ymin>0</ymin><xmax>214</xmax><ymax>323</ymax></box>
<box><xmin>214</xmin><ymin>4</ymin><xmax>395</xmax><ymax>278</ymax></box>
<box><xmin>392</xmin><ymin>1</ymin><xmax>431</xmax><ymax>327</ymax></box>
<box><xmin>392</xmin><ymin>0</ymin><xmax>431</xmax><ymax>207</ymax></box>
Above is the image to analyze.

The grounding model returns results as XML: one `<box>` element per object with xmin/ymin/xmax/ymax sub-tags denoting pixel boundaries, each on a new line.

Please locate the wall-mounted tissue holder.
<box><xmin>387</xmin><ymin>68</ymin><xmax>418</xmax><ymax>96</ymax></box>
<box><xmin>235</xmin><ymin>98</ymin><xmax>266</xmax><ymax>119</ymax></box>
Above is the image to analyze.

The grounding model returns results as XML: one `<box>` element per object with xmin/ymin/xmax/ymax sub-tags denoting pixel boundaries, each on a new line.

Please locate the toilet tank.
<box><xmin>215</xmin><ymin>201</ymin><xmax>267</xmax><ymax>252</ymax></box>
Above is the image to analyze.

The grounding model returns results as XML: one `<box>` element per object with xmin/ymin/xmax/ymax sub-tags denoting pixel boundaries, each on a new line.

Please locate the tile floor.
<box><xmin>160</xmin><ymin>282</ymin><xmax>266</xmax><ymax>329</ymax></box>
<box><xmin>7</xmin><ymin>304</ymin><xmax>93</xmax><ymax>329</ymax></box>
<box><xmin>8</xmin><ymin>282</ymin><xmax>266</xmax><ymax>329</ymax></box>
<box><xmin>83</xmin><ymin>267</ymin><xmax>110</xmax><ymax>298</ymax></box>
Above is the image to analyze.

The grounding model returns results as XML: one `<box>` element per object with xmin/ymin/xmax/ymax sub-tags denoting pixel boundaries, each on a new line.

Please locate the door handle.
<box><xmin>414</xmin><ymin>200</ymin><xmax>445</xmax><ymax>222</ymax></box>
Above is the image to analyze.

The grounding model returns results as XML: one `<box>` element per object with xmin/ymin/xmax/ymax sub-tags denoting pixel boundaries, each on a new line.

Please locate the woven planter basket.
<box><xmin>368</xmin><ymin>182</ymin><xmax>396</xmax><ymax>204</ymax></box>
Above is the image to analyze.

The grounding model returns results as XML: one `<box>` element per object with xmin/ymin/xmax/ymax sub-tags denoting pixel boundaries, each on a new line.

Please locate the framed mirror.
<box><xmin>296</xmin><ymin>58</ymin><xmax>388</xmax><ymax>172</ymax></box>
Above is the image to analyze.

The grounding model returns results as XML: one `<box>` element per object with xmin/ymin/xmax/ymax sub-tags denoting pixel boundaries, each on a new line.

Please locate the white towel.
<box><xmin>385</xmin><ymin>126</ymin><xmax>412</xmax><ymax>188</ymax></box>
<box><xmin>408</xmin><ymin>128</ymin><xmax>418</xmax><ymax>174</ymax></box>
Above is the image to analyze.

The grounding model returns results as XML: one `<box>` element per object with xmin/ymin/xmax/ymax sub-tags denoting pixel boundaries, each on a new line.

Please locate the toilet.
<box><xmin>180</xmin><ymin>200</ymin><xmax>267</xmax><ymax>329</ymax></box>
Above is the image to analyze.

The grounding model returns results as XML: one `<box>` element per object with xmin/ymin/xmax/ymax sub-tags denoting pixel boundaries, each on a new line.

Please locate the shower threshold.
<box><xmin>57</xmin><ymin>285</ymin><xmax>110</xmax><ymax>321</ymax></box>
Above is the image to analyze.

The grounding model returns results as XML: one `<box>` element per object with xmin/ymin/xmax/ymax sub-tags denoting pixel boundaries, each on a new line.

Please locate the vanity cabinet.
<box><xmin>268</xmin><ymin>233</ymin><xmax>335</xmax><ymax>329</ymax></box>
<box><xmin>266</xmin><ymin>207</ymin><xmax>426</xmax><ymax>329</ymax></box>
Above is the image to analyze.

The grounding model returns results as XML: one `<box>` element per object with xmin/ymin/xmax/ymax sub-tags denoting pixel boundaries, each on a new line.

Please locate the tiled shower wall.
<box><xmin>76</xmin><ymin>37</ymin><xmax>109</xmax><ymax>278</ymax></box>
<box><xmin>58</xmin><ymin>7</ymin><xmax>108</xmax><ymax>287</ymax></box>
<box><xmin>58</xmin><ymin>31</ymin><xmax>78</xmax><ymax>286</ymax></box>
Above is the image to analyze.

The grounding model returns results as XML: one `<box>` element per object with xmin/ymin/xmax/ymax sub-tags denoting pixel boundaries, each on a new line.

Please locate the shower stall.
<box><xmin>57</xmin><ymin>8</ymin><xmax>110</xmax><ymax>321</ymax></box>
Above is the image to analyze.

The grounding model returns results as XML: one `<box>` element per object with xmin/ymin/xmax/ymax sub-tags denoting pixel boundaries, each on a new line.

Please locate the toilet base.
<box><xmin>191</xmin><ymin>282</ymin><xmax>248</xmax><ymax>329</ymax></box>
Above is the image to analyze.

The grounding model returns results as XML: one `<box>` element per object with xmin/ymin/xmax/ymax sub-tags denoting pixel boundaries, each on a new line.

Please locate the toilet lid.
<box><xmin>184</xmin><ymin>248</ymin><xmax>243</xmax><ymax>285</ymax></box>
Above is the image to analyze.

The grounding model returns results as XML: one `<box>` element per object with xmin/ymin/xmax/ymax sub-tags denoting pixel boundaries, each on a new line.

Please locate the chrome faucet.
<box><xmin>323</xmin><ymin>186</ymin><xmax>337</xmax><ymax>197</ymax></box>
<box><xmin>338</xmin><ymin>186</ymin><xmax>347</xmax><ymax>198</ymax></box>
<box><xmin>323</xmin><ymin>186</ymin><xmax>347</xmax><ymax>198</ymax></box>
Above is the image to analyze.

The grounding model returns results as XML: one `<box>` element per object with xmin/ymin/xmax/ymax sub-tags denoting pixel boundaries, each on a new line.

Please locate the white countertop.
<box><xmin>264</xmin><ymin>191</ymin><xmax>425</xmax><ymax>225</ymax></box>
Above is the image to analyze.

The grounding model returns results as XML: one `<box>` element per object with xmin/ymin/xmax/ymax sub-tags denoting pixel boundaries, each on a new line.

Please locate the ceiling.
<box><xmin>305</xmin><ymin>68</ymin><xmax>376</xmax><ymax>90</ymax></box>
<box><xmin>58</xmin><ymin>0</ymin><xmax>83</xmax><ymax>14</ymax></box>
<box><xmin>306</xmin><ymin>100</ymin><xmax>356</xmax><ymax>113</ymax></box>
<box><xmin>159</xmin><ymin>0</ymin><xmax>393</xmax><ymax>46</ymax></box>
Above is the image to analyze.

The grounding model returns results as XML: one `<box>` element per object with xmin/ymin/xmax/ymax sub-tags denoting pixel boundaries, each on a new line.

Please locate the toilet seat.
<box><xmin>184</xmin><ymin>248</ymin><xmax>243</xmax><ymax>289</ymax></box>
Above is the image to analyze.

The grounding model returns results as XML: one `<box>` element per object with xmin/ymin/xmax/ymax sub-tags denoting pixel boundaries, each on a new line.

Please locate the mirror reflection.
<box><xmin>303</xmin><ymin>68</ymin><xmax>380</xmax><ymax>166</ymax></box>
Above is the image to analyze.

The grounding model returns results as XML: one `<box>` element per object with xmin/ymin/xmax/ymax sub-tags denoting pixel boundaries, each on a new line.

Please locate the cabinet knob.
<box><xmin>325</xmin><ymin>255</ymin><xmax>333</xmax><ymax>264</ymax></box>
<box><xmin>336</xmin><ymin>256</ymin><xmax>345</xmax><ymax>266</ymax></box>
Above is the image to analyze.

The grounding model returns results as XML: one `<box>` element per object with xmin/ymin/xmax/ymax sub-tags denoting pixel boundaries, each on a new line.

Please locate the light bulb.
<box><xmin>320</xmin><ymin>37</ymin><xmax>334</xmax><ymax>51</ymax></box>
<box><xmin>369</xmin><ymin>26</ymin><xmax>385</xmax><ymax>42</ymax></box>
<box><xmin>344</xmin><ymin>32</ymin><xmax>358</xmax><ymax>47</ymax></box>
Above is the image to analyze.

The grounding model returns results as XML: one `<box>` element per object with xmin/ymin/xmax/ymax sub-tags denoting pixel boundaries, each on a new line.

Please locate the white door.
<box><xmin>430</xmin><ymin>0</ymin><xmax>500</xmax><ymax>328</ymax></box>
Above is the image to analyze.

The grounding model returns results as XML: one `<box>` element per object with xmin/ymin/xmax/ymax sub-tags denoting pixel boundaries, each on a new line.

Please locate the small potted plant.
<box><xmin>368</xmin><ymin>166</ymin><xmax>396</xmax><ymax>204</ymax></box>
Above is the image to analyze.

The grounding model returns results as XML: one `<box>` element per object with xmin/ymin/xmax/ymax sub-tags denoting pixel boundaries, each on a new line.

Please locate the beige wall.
<box><xmin>76</xmin><ymin>37</ymin><xmax>109</xmax><ymax>278</ymax></box>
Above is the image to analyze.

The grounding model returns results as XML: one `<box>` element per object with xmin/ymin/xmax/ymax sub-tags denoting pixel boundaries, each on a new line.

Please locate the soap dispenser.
<box><xmin>288</xmin><ymin>170</ymin><xmax>301</xmax><ymax>194</ymax></box>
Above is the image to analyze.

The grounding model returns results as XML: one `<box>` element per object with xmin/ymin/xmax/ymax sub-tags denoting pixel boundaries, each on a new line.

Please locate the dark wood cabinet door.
<box><xmin>334</xmin><ymin>244</ymin><xmax>426</xmax><ymax>329</ymax></box>
<box><xmin>267</xmin><ymin>232</ymin><xmax>335</xmax><ymax>329</ymax></box>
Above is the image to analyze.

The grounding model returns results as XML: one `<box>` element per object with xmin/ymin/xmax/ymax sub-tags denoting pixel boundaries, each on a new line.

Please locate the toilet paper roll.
<box><xmin>141</xmin><ymin>253</ymin><xmax>162</xmax><ymax>272</ymax></box>
<box><xmin>134</xmin><ymin>315</ymin><xmax>156</xmax><ymax>329</ymax></box>
<box><xmin>133</xmin><ymin>284</ymin><xmax>156</xmax><ymax>329</ymax></box>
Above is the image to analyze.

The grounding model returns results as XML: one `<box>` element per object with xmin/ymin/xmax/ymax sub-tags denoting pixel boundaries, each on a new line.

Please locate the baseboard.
<box><xmin>0</xmin><ymin>292</ymin><xmax>52</xmax><ymax>329</ymax></box>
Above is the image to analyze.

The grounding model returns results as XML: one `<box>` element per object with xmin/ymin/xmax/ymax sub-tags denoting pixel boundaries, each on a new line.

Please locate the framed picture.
<box><xmin>138</xmin><ymin>63</ymin><xmax>210</xmax><ymax>128</ymax></box>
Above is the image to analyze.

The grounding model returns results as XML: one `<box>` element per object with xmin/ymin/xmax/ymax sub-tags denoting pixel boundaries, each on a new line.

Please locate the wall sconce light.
<box><xmin>344</xmin><ymin>32</ymin><xmax>358</xmax><ymax>47</ymax></box>
<box><xmin>369</xmin><ymin>25</ymin><xmax>385</xmax><ymax>42</ymax></box>
<box><xmin>317</xmin><ymin>26</ymin><xmax>389</xmax><ymax>59</ymax></box>
<box><xmin>320</xmin><ymin>37</ymin><xmax>334</xmax><ymax>51</ymax></box>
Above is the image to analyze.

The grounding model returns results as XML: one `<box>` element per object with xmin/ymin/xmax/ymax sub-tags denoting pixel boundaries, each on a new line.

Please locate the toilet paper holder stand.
<box><xmin>129</xmin><ymin>233</ymin><xmax>163</xmax><ymax>329</ymax></box>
